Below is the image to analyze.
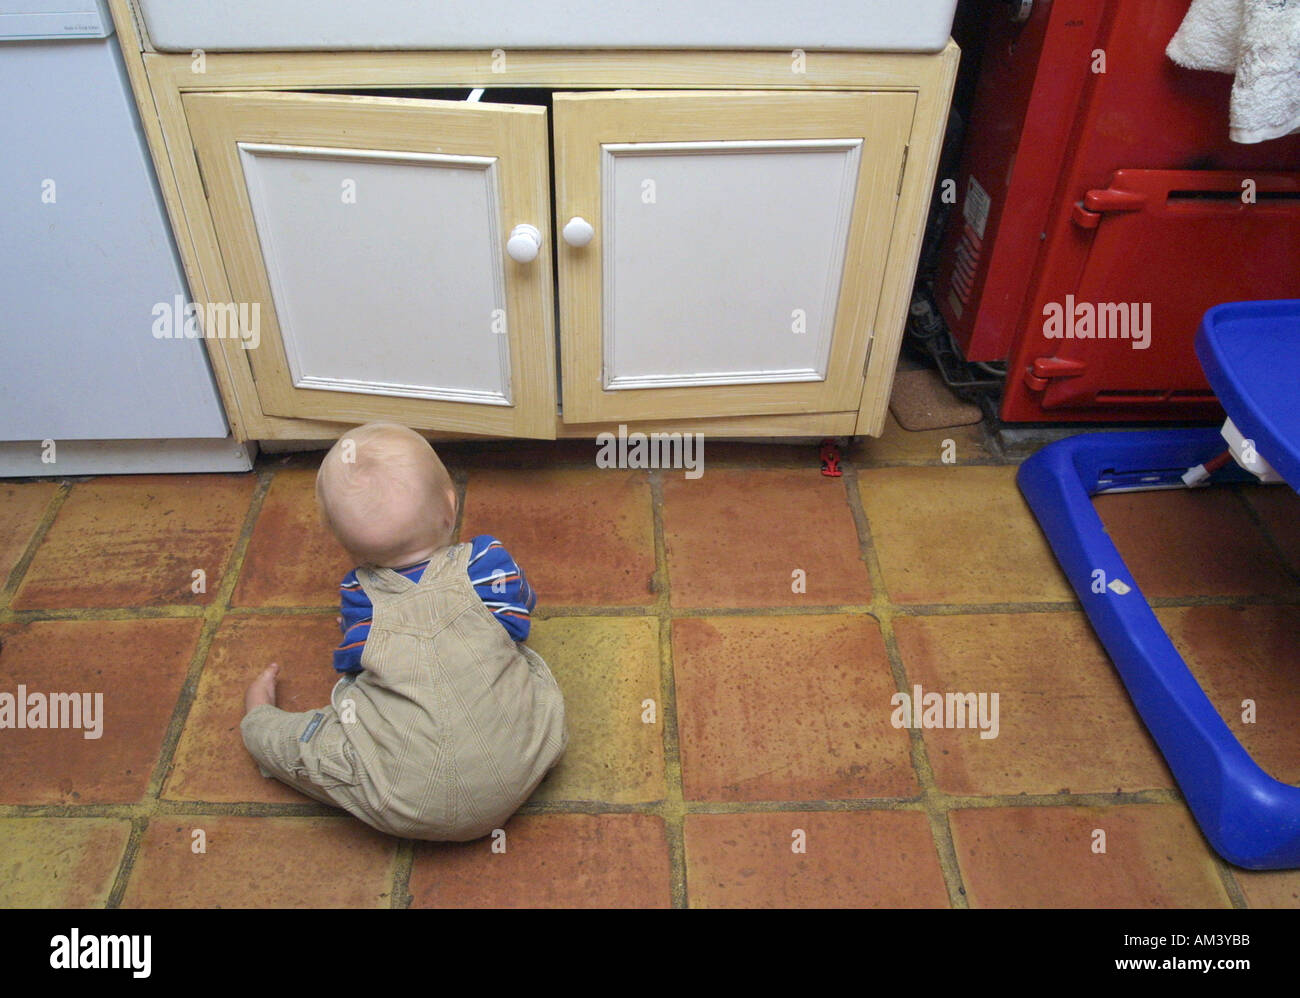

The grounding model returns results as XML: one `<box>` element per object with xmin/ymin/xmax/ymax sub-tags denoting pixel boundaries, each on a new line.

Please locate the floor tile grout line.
<box><xmin>0</xmin><ymin>786</ymin><xmax>1199</xmax><ymax>821</ymax></box>
<box><xmin>4</xmin><ymin>606</ymin><xmax>213</xmax><ymax>622</ymax></box>
<box><xmin>1210</xmin><ymin>852</ymin><xmax>1250</xmax><ymax>909</ymax></box>
<box><xmin>0</xmin><ymin>801</ymin><xmax>345</xmax><ymax>819</ymax></box>
<box><xmin>1229</xmin><ymin>484</ymin><xmax>1300</xmax><ymax>585</ymax></box>
<box><xmin>391</xmin><ymin>839</ymin><xmax>415</xmax><ymax>909</ymax></box>
<box><xmin>841</xmin><ymin>459</ymin><xmax>970</xmax><ymax>908</ymax></box>
<box><xmin>649</xmin><ymin>468</ymin><xmax>690</xmax><ymax>909</ymax></box>
<box><xmin>1145</xmin><ymin>593</ymin><xmax>1300</xmax><ymax>609</ymax></box>
<box><xmin>0</xmin><ymin>479</ymin><xmax>73</xmax><ymax>613</ymax></box>
<box><xmin>192</xmin><ymin>606</ymin><xmax>339</xmax><ymax>617</ymax></box>
<box><xmin>847</xmin><ymin>455</ymin><xmax>1016</xmax><ymax>470</ymax></box>
<box><xmin>451</xmin><ymin>468</ymin><xmax>468</xmax><ymax>542</ymax></box>
<box><xmin>107</xmin><ymin>468</ymin><xmax>274</xmax><ymax>907</ymax></box>
<box><xmin>4</xmin><ymin>590</ymin><xmax>1297</xmax><ymax>626</ymax></box>
<box><xmin>669</xmin><ymin>789</ymin><xmax>1191</xmax><ymax>810</ymax></box>
<box><xmin>1150</xmin><ymin>507</ymin><xmax>1295</xmax><ymax>911</ymax></box>
<box><xmin>142</xmin><ymin>469</ymin><xmax>274</xmax><ymax>801</ymax></box>
<box><xmin>104</xmin><ymin>815</ymin><xmax>151</xmax><ymax>909</ymax></box>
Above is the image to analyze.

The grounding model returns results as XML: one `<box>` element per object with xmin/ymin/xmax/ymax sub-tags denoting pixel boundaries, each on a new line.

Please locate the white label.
<box><xmin>0</xmin><ymin>8</ymin><xmax>111</xmax><ymax>39</ymax></box>
<box><xmin>963</xmin><ymin>175</ymin><xmax>991</xmax><ymax>241</ymax></box>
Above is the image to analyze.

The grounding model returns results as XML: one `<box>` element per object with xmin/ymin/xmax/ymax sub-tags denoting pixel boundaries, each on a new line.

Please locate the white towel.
<box><xmin>1167</xmin><ymin>0</ymin><xmax>1300</xmax><ymax>143</ymax></box>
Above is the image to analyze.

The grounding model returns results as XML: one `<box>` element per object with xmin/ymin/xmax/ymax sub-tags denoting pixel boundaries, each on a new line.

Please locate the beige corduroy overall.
<box><xmin>240</xmin><ymin>541</ymin><xmax>568</xmax><ymax>841</ymax></box>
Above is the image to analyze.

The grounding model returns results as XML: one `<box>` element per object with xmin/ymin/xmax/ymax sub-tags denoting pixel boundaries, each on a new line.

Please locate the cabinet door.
<box><xmin>185</xmin><ymin>91</ymin><xmax>556</xmax><ymax>438</ymax></box>
<box><xmin>554</xmin><ymin>90</ymin><xmax>913</xmax><ymax>424</ymax></box>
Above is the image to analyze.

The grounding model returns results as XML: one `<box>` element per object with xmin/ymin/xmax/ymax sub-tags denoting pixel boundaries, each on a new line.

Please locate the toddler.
<box><xmin>241</xmin><ymin>422</ymin><xmax>567</xmax><ymax>841</ymax></box>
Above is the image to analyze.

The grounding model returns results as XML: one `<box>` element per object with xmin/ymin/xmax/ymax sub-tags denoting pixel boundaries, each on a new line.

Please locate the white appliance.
<box><xmin>0</xmin><ymin>0</ymin><xmax>253</xmax><ymax>474</ymax></box>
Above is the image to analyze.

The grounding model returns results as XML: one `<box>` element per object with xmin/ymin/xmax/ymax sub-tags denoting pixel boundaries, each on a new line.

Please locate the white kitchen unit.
<box><xmin>107</xmin><ymin>0</ymin><xmax>960</xmax><ymax>442</ymax></box>
<box><xmin>0</xmin><ymin>0</ymin><xmax>253</xmax><ymax>474</ymax></box>
<box><xmin>135</xmin><ymin>0</ymin><xmax>958</xmax><ymax>53</ymax></box>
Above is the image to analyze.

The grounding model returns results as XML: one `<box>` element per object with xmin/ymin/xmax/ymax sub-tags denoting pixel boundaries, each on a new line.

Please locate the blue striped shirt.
<box><xmin>332</xmin><ymin>534</ymin><xmax>536</xmax><ymax>674</ymax></box>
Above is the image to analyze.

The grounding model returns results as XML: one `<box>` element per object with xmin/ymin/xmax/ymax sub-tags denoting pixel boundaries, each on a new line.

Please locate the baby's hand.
<box><xmin>244</xmin><ymin>662</ymin><xmax>280</xmax><ymax>715</ymax></box>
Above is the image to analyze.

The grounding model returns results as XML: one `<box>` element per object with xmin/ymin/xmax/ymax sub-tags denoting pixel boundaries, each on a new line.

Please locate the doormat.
<box><xmin>889</xmin><ymin>367</ymin><xmax>983</xmax><ymax>432</ymax></box>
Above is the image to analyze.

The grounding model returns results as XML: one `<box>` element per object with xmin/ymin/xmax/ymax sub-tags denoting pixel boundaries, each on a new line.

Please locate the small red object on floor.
<box><xmin>819</xmin><ymin>438</ymin><xmax>842</xmax><ymax>477</ymax></box>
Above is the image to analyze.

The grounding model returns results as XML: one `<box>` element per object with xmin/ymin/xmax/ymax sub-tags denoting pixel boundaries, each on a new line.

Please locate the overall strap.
<box><xmin>413</xmin><ymin>541</ymin><xmax>473</xmax><ymax>593</ymax></box>
<box><xmin>355</xmin><ymin>542</ymin><xmax>469</xmax><ymax>606</ymax></box>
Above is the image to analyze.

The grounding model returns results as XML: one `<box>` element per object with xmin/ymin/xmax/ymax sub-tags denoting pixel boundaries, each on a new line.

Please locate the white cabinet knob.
<box><xmin>506</xmin><ymin>223</ymin><xmax>542</xmax><ymax>263</ymax></box>
<box><xmin>562</xmin><ymin>216</ymin><xmax>595</xmax><ymax>247</ymax></box>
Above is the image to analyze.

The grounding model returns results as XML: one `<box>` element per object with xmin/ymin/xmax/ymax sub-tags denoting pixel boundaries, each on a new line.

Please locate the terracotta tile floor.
<box><xmin>1</xmin><ymin>414</ymin><xmax>1298</xmax><ymax>908</ymax></box>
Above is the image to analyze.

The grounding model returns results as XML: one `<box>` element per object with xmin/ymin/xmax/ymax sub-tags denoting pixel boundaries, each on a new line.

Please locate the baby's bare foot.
<box><xmin>244</xmin><ymin>662</ymin><xmax>280</xmax><ymax>714</ymax></box>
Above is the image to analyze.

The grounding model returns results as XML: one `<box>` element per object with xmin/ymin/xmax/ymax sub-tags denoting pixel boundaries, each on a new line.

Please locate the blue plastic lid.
<box><xmin>1195</xmin><ymin>300</ymin><xmax>1300</xmax><ymax>491</ymax></box>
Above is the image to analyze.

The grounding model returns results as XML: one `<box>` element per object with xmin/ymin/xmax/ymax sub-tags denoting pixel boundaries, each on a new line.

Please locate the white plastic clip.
<box><xmin>1180</xmin><ymin>464</ymin><xmax>1211</xmax><ymax>488</ymax></box>
<box><xmin>1221</xmin><ymin>417</ymin><xmax>1283</xmax><ymax>484</ymax></box>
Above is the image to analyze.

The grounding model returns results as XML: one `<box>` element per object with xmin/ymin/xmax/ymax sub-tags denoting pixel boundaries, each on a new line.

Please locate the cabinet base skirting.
<box><xmin>255</xmin><ymin>409</ymin><xmax>863</xmax><ymax>447</ymax></box>
<box><xmin>0</xmin><ymin>436</ymin><xmax>256</xmax><ymax>477</ymax></box>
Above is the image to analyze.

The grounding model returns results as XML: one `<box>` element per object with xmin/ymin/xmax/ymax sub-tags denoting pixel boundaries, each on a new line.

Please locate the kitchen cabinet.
<box><xmin>109</xmin><ymin>0</ymin><xmax>958</xmax><ymax>441</ymax></box>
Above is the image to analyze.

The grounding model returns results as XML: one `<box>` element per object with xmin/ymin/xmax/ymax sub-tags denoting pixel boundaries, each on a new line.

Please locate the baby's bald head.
<box><xmin>315</xmin><ymin>422</ymin><xmax>456</xmax><ymax>568</ymax></box>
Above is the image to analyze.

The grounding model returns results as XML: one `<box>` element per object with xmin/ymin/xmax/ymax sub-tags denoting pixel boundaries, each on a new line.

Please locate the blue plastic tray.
<box><xmin>1196</xmin><ymin>299</ymin><xmax>1300</xmax><ymax>491</ymax></box>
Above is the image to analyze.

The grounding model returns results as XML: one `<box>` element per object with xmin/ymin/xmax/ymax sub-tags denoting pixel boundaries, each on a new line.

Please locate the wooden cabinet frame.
<box><xmin>108</xmin><ymin>0</ymin><xmax>959</xmax><ymax>442</ymax></box>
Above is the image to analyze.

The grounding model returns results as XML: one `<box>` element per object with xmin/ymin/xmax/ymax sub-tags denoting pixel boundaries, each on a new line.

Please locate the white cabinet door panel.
<box><xmin>602</xmin><ymin>139</ymin><xmax>861</xmax><ymax>390</ymax></box>
<box><xmin>240</xmin><ymin>143</ymin><xmax>512</xmax><ymax>405</ymax></box>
